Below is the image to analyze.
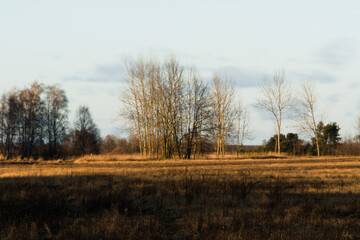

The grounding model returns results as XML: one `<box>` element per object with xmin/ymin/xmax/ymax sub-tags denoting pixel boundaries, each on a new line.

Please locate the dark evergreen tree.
<box><xmin>266</xmin><ymin>133</ymin><xmax>305</xmax><ymax>155</ymax></box>
<box><xmin>314</xmin><ymin>121</ymin><xmax>341</xmax><ymax>155</ymax></box>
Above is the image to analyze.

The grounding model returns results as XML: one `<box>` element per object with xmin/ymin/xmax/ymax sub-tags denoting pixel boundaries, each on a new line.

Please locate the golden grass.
<box><xmin>1</xmin><ymin>154</ymin><xmax>360</xmax><ymax>193</ymax></box>
<box><xmin>1</xmin><ymin>154</ymin><xmax>360</xmax><ymax>239</ymax></box>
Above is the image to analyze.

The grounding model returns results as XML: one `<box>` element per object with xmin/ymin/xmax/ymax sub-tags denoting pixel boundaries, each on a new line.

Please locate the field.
<box><xmin>1</xmin><ymin>154</ymin><xmax>360</xmax><ymax>240</ymax></box>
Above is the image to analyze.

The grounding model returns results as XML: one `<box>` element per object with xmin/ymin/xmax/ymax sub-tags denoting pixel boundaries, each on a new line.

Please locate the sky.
<box><xmin>1</xmin><ymin>0</ymin><xmax>360</xmax><ymax>145</ymax></box>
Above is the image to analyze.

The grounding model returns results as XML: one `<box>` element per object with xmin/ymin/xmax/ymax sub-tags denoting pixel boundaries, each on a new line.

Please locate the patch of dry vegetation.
<box><xmin>1</xmin><ymin>154</ymin><xmax>360</xmax><ymax>239</ymax></box>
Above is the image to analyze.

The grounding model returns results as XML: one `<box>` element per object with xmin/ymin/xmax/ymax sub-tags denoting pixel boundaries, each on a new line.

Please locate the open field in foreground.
<box><xmin>1</xmin><ymin>154</ymin><xmax>360</xmax><ymax>239</ymax></box>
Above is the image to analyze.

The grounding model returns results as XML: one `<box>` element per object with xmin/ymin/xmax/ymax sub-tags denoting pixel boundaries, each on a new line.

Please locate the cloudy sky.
<box><xmin>1</xmin><ymin>0</ymin><xmax>360</xmax><ymax>144</ymax></box>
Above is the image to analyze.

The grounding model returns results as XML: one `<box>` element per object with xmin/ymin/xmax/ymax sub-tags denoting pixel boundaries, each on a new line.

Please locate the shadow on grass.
<box><xmin>0</xmin><ymin>174</ymin><xmax>359</xmax><ymax>240</ymax></box>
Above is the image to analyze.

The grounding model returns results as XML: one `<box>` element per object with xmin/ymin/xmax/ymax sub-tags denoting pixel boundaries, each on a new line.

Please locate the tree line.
<box><xmin>121</xmin><ymin>57</ymin><xmax>360</xmax><ymax>158</ymax></box>
<box><xmin>0</xmin><ymin>82</ymin><xmax>100</xmax><ymax>160</ymax></box>
<box><xmin>3</xmin><ymin>56</ymin><xmax>360</xmax><ymax>160</ymax></box>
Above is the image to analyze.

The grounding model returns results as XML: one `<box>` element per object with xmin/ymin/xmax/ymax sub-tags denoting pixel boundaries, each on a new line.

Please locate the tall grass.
<box><xmin>1</xmin><ymin>155</ymin><xmax>360</xmax><ymax>239</ymax></box>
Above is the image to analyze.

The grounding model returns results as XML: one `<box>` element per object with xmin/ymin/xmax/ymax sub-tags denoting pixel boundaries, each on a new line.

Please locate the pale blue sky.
<box><xmin>1</xmin><ymin>1</ymin><xmax>360</xmax><ymax>144</ymax></box>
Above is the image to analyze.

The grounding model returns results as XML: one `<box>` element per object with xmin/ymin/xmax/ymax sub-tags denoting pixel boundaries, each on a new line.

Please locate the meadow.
<box><xmin>1</xmin><ymin>154</ymin><xmax>360</xmax><ymax>239</ymax></box>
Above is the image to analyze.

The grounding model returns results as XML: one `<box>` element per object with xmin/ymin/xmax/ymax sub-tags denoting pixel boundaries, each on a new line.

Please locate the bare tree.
<box><xmin>257</xmin><ymin>71</ymin><xmax>294</xmax><ymax>154</ymax></box>
<box><xmin>121</xmin><ymin>58</ymin><xmax>163</xmax><ymax>157</ymax></box>
<box><xmin>355</xmin><ymin>114</ymin><xmax>360</xmax><ymax>143</ymax></box>
<box><xmin>122</xmin><ymin>59</ymin><xmax>144</xmax><ymax>156</ymax></box>
<box><xmin>211</xmin><ymin>74</ymin><xmax>236</xmax><ymax>157</ymax></box>
<box><xmin>0</xmin><ymin>95</ymin><xmax>5</xmax><ymax>159</ymax></box>
<box><xmin>146</xmin><ymin>60</ymin><xmax>161</xmax><ymax>157</ymax></box>
<box><xmin>235</xmin><ymin>101</ymin><xmax>252</xmax><ymax>156</ymax></box>
<box><xmin>18</xmin><ymin>82</ymin><xmax>45</xmax><ymax>159</ymax></box>
<box><xmin>183</xmin><ymin>70</ymin><xmax>210</xmax><ymax>159</ymax></box>
<box><xmin>299</xmin><ymin>80</ymin><xmax>320</xmax><ymax>156</ymax></box>
<box><xmin>44</xmin><ymin>84</ymin><xmax>69</xmax><ymax>158</ymax></box>
<box><xmin>0</xmin><ymin>91</ymin><xmax>20</xmax><ymax>159</ymax></box>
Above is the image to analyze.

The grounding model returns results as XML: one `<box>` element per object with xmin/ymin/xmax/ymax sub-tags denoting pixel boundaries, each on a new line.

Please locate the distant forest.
<box><xmin>1</xmin><ymin>57</ymin><xmax>360</xmax><ymax>160</ymax></box>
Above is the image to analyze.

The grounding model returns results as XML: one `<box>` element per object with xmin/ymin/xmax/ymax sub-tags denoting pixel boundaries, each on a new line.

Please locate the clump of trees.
<box><xmin>255</xmin><ymin>70</ymin><xmax>359</xmax><ymax>157</ymax></box>
<box><xmin>0</xmin><ymin>82</ymin><xmax>100</xmax><ymax>160</ymax></box>
<box><xmin>121</xmin><ymin>57</ymin><xmax>251</xmax><ymax>159</ymax></box>
<box><xmin>264</xmin><ymin>121</ymin><xmax>341</xmax><ymax>156</ymax></box>
<box><xmin>265</xmin><ymin>133</ymin><xmax>307</xmax><ymax>155</ymax></box>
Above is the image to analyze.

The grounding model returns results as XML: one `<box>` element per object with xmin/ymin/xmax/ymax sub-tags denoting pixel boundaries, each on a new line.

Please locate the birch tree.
<box><xmin>44</xmin><ymin>84</ymin><xmax>69</xmax><ymax>158</ymax></box>
<box><xmin>211</xmin><ymin>74</ymin><xmax>236</xmax><ymax>157</ymax></box>
<box><xmin>0</xmin><ymin>91</ymin><xmax>20</xmax><ymax>159</ymax></box>
<box><xmin>299</xmin><ymin>81</ymin><xmax>320</xmax><ymax>156</ymax></box>
<box><xmin>235</xmin><ymin>101</ymin><xmax>252</xmax><ymax>156</ymax></box>
<box><xmin>183</xmin><ymin>70</ymin><xmax>210</xmax><ymax>159</ymax></box>
<box><xmin>18</xmin><ymin>82</ymin><xmax>45</xmax><ymax>158</ymax></box>
<box><xmin>121</xmin><ymin>59</ymin><xmax>146</xmax><ymax>156</ymax></box>
<box><xmin>355</xmin><ymin>115</ymin><xmax>360</xmax><ymax>143</ymax></box>
<box><xmin>257</xmin><ymin>71</ymin><xmax>294</xmax><ymax>154</ymax></box>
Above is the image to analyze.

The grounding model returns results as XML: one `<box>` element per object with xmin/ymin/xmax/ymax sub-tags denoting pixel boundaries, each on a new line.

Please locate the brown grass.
<box><xmin>1</xmin><ymin>154</ymin><xmax>360</xmax><ymax>239</ymax></box>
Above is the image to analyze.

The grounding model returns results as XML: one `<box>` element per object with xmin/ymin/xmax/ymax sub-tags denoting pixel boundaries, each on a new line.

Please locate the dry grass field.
<box><xmin>1</xmin><ymin>154</ymin><xmax>360</xmax><ymax>239</ymax></box>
